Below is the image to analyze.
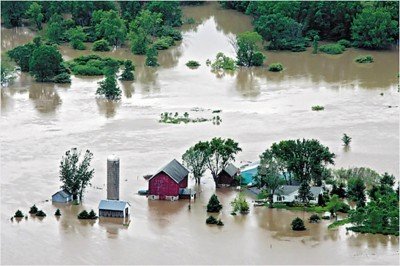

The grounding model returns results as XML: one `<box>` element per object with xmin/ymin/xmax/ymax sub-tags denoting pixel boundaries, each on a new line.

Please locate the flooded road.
<box><xmin>1</xmin><ymin>3</ymin><xmax>399</xmax><ymax>265</ymax></box>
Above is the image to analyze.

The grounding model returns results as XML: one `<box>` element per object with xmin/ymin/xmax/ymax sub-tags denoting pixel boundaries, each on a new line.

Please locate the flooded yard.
<box><xmin>1</xmin><ymin>3</ymin><xmax>399</xmax><ymax>265</ymax></box>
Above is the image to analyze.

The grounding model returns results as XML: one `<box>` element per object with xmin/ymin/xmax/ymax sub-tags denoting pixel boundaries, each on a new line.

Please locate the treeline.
<box><xmin>1</xmin><ymin>1</ymin><xmax>190</xmax><ymax>53</ymax></box>
<box><xmin>220</xmin><ymin>1</ymin><xmax>399</xmax><ymax>50</ymax></box>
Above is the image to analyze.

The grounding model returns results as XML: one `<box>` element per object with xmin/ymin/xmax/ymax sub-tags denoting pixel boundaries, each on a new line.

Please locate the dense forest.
<box><xmin>220</xmin><ymin>1</ymin><xmax>399</xmax><ymax>50</ymax></box>
<box><xmin>1</xmin><ymin>1</ymin><xmax>399</xmax><ymax>88</ymax></box>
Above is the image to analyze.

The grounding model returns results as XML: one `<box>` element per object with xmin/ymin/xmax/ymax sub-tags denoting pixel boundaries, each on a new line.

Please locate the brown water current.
<box><xmin>1</xmin><ymin>3</ymin><xmax>399</xmax><ymax>265</ymax></box>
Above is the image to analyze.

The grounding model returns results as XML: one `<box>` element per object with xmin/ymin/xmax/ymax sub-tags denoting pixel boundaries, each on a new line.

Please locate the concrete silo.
<box><xmin>107</xmin><ymin>154</ymin><xmax>120</xmax><ymax>200</ymax></box>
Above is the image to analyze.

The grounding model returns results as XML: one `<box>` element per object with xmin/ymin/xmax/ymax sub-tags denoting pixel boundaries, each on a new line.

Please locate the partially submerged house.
<box><xmin>98</xmin><ymin>200</ymin><xmax>130</xmax><ymax>218</ymax></box>
<box><xmin>52</xmin><ymin>189</ymin><xmax>73</xmax><ymax>203</ymax></box>
<box><xmin>273</xmin><ymin>185</ymin><xmax>323</xmax><ymax>204</ymax></box>
<box><xmin>217</xmin><ymin>163</ymin><xmax>239</xmax><ymax>187</ymax></box>
<box><xmin>148</xmin><ymin>159</ymin><xmax>190</xmax><ymax>201</ymax></box>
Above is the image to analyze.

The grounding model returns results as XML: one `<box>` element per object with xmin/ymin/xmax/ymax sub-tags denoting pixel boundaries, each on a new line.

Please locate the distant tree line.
<box><xmin>220</xmin><ymin>1</ymin><xmax>399</xmax><ymax>50</ymax></box>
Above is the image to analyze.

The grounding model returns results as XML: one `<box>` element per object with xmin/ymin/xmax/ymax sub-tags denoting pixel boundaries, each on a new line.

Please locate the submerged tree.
<box><xmin>145</xmin><ymin>46</ymin><xmax>159</xmax><ymax>67</ymax></box>
<box><xmin>66</xmin><ymin>26</ymin><xmax>87</xmax><ymax>50</ymax></box>
<box><xmin>207</xmin><ymin>194</ymin><xmax>223</xmax><ymax>212</ymax></box>
<box><xmin>235</xmin><ymin>31</ymin><xmax>265</xmax><ymax>67</ymax></box>
<box><xmin>120</xmin><ymin>60</ymin><xmax>135</xmax><ymax>81</ymax></box>
<box><xmin>29</xmin><ymin>45</ymin><xmax>63</xmax><ymax>82</ymax></box>
<box><xmin>96</xmin><ymin>74</ymin><xmax>121</xmax><ymax>100</ymax></box>
<box><xmin>182</xmin><ymin>144</ymin><xmax>208</xmax><ymax>184</ymax></box>
<box><xmin>59</xmin><ymin>148</ymin><xmax>94</xmax><ymax>202</ymax></box>
<box><xmin>342</xmin><ymin>133</ymin><xmax>351</xmax><ymax>147</ymax></box>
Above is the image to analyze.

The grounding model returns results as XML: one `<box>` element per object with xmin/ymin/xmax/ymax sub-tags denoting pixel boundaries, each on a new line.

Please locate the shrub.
<box><xmin>291</xmin><ymin>43</ymin><xmax>306</xmax><ymax>52</ymax></box>
<box><xmin>145</xmin><ymin>46</ymin><xmax>159</xmax><ymax>67</ymax></box>
<box><xmin>319</xmin><ymin>44</ymin><xmax>345</xmax><ymax>55</ymax></box>
<box><xmin>211</xmin><ymin>52</ymin><xmax>236</xmax><ymax>71</ymax></box>
<box><xmin>120</xmin><ymin>60</ymin><xmax>135</xmax><ymax>81</ymax></box>
<box><xmin>268</xmin><ymin>63</ymin><xmax>283</xmax><ymax>72</ymax></box>
<box><xmin>185</xmin><ymin>17</ymin><xmax>196</xmax><ymax>24</ymax></box>
<box><xmin>355</xmin><ymin>55</ymin><xmax>374</xmax><ymax>63</ymax></box>
<box><xmin>216</xmin><ymin>220</ymin><xmax>224</xmax><ymax>226</ymax></box>
<box><xmin>88</xmin><ymin>209</ymin><xmax>97</xmax><ymax>219</ymax></box>
<box><xmin>36</xmin><ymin>210</ymin><xmax>46</xmax><ymax>217</ymax></box>
<box><xmin>72</xmin><ymin>41</ymin><xmax>86</xmax><ymax>50</ymax></box>
<box><xmin>67</xmin><ymin>55</ymin><xmax>123</xmax><ymax>76</ymax></box>
<box><xmin>14</xmin><ymin>210</ymin><xmax>24</xmax><ymax>218</ymax></box>
<box><xmin>55</xmin><ymin>209</ymin><xmax>61</xmax><ymax>216</ymax></box>
<box><xmin>96</xmin><ymin>75</ymin><xmax>121</xmax><ymax>100</ymax></box>
<box><xmin>309</xmin><ymin>214</ymin><xmax>321</xmax><ymax>223</ymax></box>
<box><xmin>78</xmin><ymin>209</ymin><xmax>98</xmax><ymax>219</ymax></box>
<box><xmin>207</xmin><ymin>194</ymin><xmax>223</xmax><ymax>212</ymax></box>
<box><xmin>53</xmin><ymin>73</ymin><xmax>71</xmax><ymax>83</ymax></box>
<box><xmin>230</xmin><ymin>193</ymin><xmax>250</xmax><ymax>214</ymax></box>
<box><xmin>72</xmin><ymin>65</ymin><xmax>103</xmax><ymax>76</ymax></box>
<box><xmin>29</xmin><ymin>205</ymin><xmax>38</xmax><ymax>214</ymax></box>
<box><xmin>291</xmin><ymin>217</ymin><xmax>306</xmax><ymax>231</ymax></box>
<box><xmin>206</xmin><ymin>216</ymin><xmax>218</xmax><ymax>224</ymax></box>
<box><xmin>317</xmin><ymin>194</ymin><xmax>326</xmax><ymax>206</ymax></box>
<box><xmin>312</xmin><ymin>105</ymin><xmax>324</xmax><ymax>111</ymax></box>
<box><xmin>186</xmin><ymin>60</ymin><xmax>201</xmax><ymax>68</ymax></box>
<box><xmin>337</xmin><ymin>39</ymin><xmax>351</xmax><ymax>48</ymax></box>
<box><xmin>157</xmin><ymin>26</ymin><xmax>182</xmax><ymax>41</ymax></box>
<box><xmin>92</xmin><ymin>39</ymin><xmax>110</xmax><ymax>51</ymax></box>
<box><xmin>153</xmin><ymin>36</ymin><xmax>175</xmax><ymax>50</ymax></box>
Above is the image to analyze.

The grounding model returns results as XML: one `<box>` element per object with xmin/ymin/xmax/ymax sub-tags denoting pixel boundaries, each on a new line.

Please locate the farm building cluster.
<box><xmin>52</xmin><ymin>155</ymin><xmax>323</xmax><ymax>220</ymax></box>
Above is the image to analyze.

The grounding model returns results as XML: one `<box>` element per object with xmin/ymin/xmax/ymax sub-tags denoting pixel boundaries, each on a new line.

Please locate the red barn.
<box><xmin>217</xmin><ymin>163</ymin><xmax>239</xmax><ymax>187</ymax></box>
<box><xmin>148</xmin><ymin>159</ymin><xmax>189</xmax><ymax>201</ymax></box>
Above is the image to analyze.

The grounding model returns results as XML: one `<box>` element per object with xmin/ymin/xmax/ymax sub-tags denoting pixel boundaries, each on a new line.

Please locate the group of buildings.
<box><xmin>52</xmin><ymin>156</ymin><xmax>324</xmax><ymax>219</ymax></box>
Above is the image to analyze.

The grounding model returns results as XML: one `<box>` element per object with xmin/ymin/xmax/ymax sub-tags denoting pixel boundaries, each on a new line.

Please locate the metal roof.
<box><xmin>150</xmin><ymin>159</ymin><xmax>189</xmax><ymax>184</ymax></box>
<box><xmin>275</xmin><ymin>185</ymin><xmax>323</xmax><ymax>197</ymax></box>
<box><xmin>222</xmin><ymin>163</ymin><xmax>239</xmax><ymax>177</ymax></box>
<box><xmin>52</xmin><ymin>189</ymin><xmax>72</xmax><ymax>198</ymax></box>
<box><xmin>98</xmin><ymin>200</ymin><xmax>130</xmax><ymax>211</ymax></box>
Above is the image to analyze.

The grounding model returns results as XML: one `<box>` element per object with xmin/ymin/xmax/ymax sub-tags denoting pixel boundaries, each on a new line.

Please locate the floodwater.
<box><xmin>1</xmin><ymin>2</ymin><xmax>399</xmax><ymax>265</ymax></box>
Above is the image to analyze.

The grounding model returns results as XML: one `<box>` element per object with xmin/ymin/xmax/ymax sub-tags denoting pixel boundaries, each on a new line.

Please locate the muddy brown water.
<box><xmin>1</xmin><ymin>3</ymin><xmax>399</xmax><ymax>265</ymax></box>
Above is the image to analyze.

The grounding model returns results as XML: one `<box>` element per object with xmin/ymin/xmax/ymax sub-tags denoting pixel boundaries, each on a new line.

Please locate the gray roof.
<box><xmin>52</xmin><ymin>189</ymin><xmax>72</xmax><ymax>198</ymax></box>
<box><xmin>275</xmin><ymin>185</ymin><xmax>323</xmax><ymax>197</ymax></box>
<box><xmin>150</xmin><ymin>159</ymin><xmax>189</xmax><ymax>184</ymax></box>
<box><xmin>179</xmin><ymin>188</ymin><xmax>196</xmax><ymax>195</ymax></box>
<box><xmin>222</xmin><ymin>163</ymin><xmax>239</xmax><ymax>177</ymax></box>
<box><xmin>98</xmin><ymin>200</ymin><xmax>130</xmax><ymax>211</ymax></box>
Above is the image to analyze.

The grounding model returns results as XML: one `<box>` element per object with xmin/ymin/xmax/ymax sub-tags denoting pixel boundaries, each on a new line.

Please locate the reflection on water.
<box><xmin>1</xmin><ymin>2</ymin><xmax>399</xmax><ymax>265</ymax></box>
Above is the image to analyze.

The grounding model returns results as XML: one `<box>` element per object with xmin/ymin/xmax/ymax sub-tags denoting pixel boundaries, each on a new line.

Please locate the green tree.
<box><xmin>230</xmin><ymin>193</ymin><xmax>250</xmax><ymax>214</ymax></box>
<box><xmin>254</xmin><ymin>14</ymin><xmax>304</xmax><ymax>51</ymax></box>
<box><xmin>92</xmin><ymin>10</ymin><xmax>127</xmax><ymax>47</ymax></box>
<box><xmin>291</xmin><ymin>217</ymin><xmax>306</xmax><ymax>231</ymax></box>
<box><xmin>29</xmin><ymin>45</ymin><xmax>64</xmax><ymax>82</ymax></box>
<box><xmin>145</xmin><ymin>1</ymin><xmax>182</xmax><ymax>27</ymax></box>
<box><xmin>96</xmin><ymin>74</ymin><xmax>121</xmax><ymax>100</ymax></box>
<box><xmin>327</xmin><ymin>194</ymin><xmax>342</xmax><ymax>220</ymax></box>
<box><xmin>199</xmin><ymin>137</ymin><xmax>242</xmax><ymax>187</ymax></box>
<box><xmin>347</xmin><ymin>177</ymin><xmax>366</xmax><ymax>207</ymax></box>
<box><xmin>145</xmin><ymin>46</ymin><xmax>159</xmax><ymax>67</ymax></box>
<box><xmin>45</xmin><ymin>21</ymin><xmax>64</xmax><ymax>44</ymax></box>
<box><xmin>7</xmin><ymin>42</ymin><xmax>36</xmax><ymax>72</ymax></box>
<box><xmin>1</xmin><ymin>1</ymin><xmax>29</xmax><ymax>27</ymax></box>
<box><xmin>342</xmin><ymin>133</ymin><xmax>351</xmax><ymax>147</ymax></box>
<box><xmin>254</xmin><ymin>150</ymin><xmax>285</xmax><ymax>207</ymax></box>
<box><xmin>312</xmin><ymin>35</ymin><xmax>319</xmax><ymax>54</ymax></box>
<box><xmin>130</xmin><ymin>30</ymin><xmax>149</xmax><ymax>55</ymax></box>
<box><xmin>351</xmin><ymin>7</ymin><xmax>398</xmax><ymax>49</ymax></box>
<box><xmin>120</xmin><ymin>60</ymin><xmax>135</xmax><ymax>81</ymax></box>
<box><xmin>119</xmin><ymin>1</ymin><xmax>143</xmax><ymax>21</ymax></box>
<box><xmin>26</xmin><ymin>2</ymin><xmax>44</xmax><ymax>30</ymax></box>
<box><xmin>59</xmin><ymin>148</ymin><xmax>95</xmax><ymax>202</ymax></box>
<box><xmin>130</xmin><ymin>10</ymin><xmax>163</xmax><ymax>37</ymax></box>
<box><xmin>270</xmin><ymin>139</ymin><xmax>335</xmax><ymax>185</ymax></box>
<box><xmin>182</xmin><ymin>144</ymin><xmax>208</xmax><ymax>184</ymax></box>
<box><xmin>298</xmin><ymin>181</ymin><xmax>313</xmax><ymax>204</ymax></box>
<box><xmin>1</xmin><ymin>54</ymin><xmax>15</xmax><ymax>86</ymax></box>
<box><xmin>207</xmin><ymin>194</ymin><xmax>223</xmax><ymax>212</ymax></box>
<box><xmin>236</xmin><ymin>31</ymin><xmax>265</xmax><ymax>67</ymax></box>
<box><xmin>67</xmin><ymin>27</ymin><xmax>87</xmax><ymax>50</ymax></box>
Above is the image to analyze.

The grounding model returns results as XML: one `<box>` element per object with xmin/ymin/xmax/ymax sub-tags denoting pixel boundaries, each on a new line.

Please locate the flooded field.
<box><xmin>1</xmin><ymin>3</ymin><xmax>399</xmax><ymax>265</ymax></box>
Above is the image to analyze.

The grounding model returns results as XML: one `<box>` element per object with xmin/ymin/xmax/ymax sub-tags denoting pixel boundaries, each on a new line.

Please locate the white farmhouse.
<box><xmin>273</xmin><ymin>185</ymin><xmax>323</xmax><ymax>204</ymax></box>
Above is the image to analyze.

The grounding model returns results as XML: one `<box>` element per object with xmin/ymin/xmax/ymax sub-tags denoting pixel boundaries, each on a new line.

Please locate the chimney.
<box><xmin>107</xmin><ymin>155</ymin><xmax>120</xmax><ymax>200</ymax></box>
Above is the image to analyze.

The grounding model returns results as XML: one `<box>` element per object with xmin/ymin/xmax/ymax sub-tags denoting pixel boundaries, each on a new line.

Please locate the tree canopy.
<box><xmin>236</xmin><ymin>31</ymin><xmax>265</xmax><ymax>66</ymax></box>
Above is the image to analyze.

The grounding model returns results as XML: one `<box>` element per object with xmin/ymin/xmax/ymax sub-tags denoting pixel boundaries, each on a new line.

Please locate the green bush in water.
<box><xmin>312</xmin><ymin>105</ymin><xmax>325</xmax><ymax>111</ymax></box>
<box><xmin>53</xmin><ymin>73</ymin><xmax>71</xmax><ymax>83</ymax></box>
<box><xmin>186</xmin><ymin>60</ymin><xmax>201</xmax><ymax>68</ymax></box>
<box><xmin>157</xmin><ymin>26</ymin><xmax>182</xmax><ymax>41</ymax></box>
<box><xmin>29</xmin><ymin>205</ymin><xmax>38</xmax><ymax>214</ymax></box>
<box><xmin>309</xmin><ymin>214</ymin><xmax>321</xmax><ymax>223</ymax></box>
<box><xmin>55</xmin><ymin>209</ymin><xmax>61</xmax><ymax>216</ymax></box>
<box><xmin>291</xmin><ymin>217</ymin><xmax>306</xmax><ymax>231</ymax></box>
<box><xmin>14</xmin><ymin>210</ymin><xmax>24</xmax><ymax>218</ymax></box>
<box><xmin>337</xmin><ymin>39</ymin><xmax>351</xmax><ymax>48</ymax></box>
<box><xmin>207</xmin><ymin>194</ymin><xmax>223</xmax><ymax>212</ymax></box>
<box><xmin>78</xmin><ymin>210</ymin><xmax>97</xmax><ymax>219</ymax></box>
<box><xmin>268</xmin><ymin>63</ymin><xmax>284</xmax><ymax>72</ymax></box>
<box><xmin>206</xmin><ymin>215</ymin><xmax>218</xmax><ymax>224</ymax></box>
<box><xmin>355</xmin><ymin>55</ymin><xmax>374</xmax><ymax>63</ymax></box>
<box><xmin>319</xmin><ymin>44</ymin><xmax>345</xmax><ymax>55</ymax></box>
<box><xmin>36</xmin><ymin>210</ymin><xmax>46</xmax><ymax>217</ymax></box>
<box><xmin>92</xmin><ymin>39</ymin><xmax>110</xmax><ymax>51</ymax></box>
<box><xmin>153</xmin><ymin>36</ymin><xmax>175</xmax><ymax>50</ymax></box>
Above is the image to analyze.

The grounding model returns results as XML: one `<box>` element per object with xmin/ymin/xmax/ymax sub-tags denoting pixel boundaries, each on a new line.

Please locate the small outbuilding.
<box><xmin>52</xmin><ymin>189</ymin><xmax>73</xmax><ymax>203</ymax></box>
<box><xmin>98</xmin><ymin>200</ymin><xmax>130</xmax><ymax>218</ymax></box>
<box><xmin>217</xmin><ymin>163</ymin><xmax>239</xmax><ymax>187</ymax></box>
<box><xmin>148</xmin><ymin>159</ymin><xmax>189</xmax><ymax>200</ymax></box>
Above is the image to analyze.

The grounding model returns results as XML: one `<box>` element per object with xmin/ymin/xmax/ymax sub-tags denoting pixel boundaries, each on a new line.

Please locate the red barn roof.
<box><xmin>149</xmin><ymin>159</ymin><xmax>189</xmax><ymax>183</ymax></box>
